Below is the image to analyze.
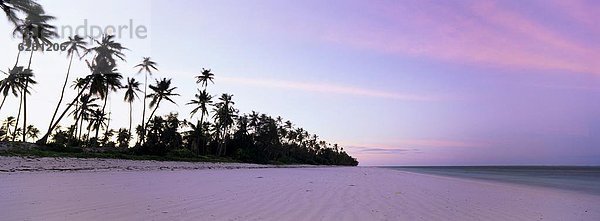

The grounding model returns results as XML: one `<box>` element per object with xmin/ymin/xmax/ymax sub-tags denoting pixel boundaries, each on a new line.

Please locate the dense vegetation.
<box><xmin>0</xmin><ymin>0</ymin><xmax>358</xmax><ymax>166</ymax></box>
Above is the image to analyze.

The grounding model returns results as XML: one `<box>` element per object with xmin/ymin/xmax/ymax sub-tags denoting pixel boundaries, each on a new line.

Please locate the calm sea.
<box><xmin>386</xmin><ymin>166</ymin><xmax>600</xmax><ymax>195</ymax></box>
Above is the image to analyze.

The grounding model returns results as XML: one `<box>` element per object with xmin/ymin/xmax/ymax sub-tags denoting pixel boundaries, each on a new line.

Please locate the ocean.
<box><xmin>386</xmin><ymin>166</ymin><xmax>600</xmax><ymax>195</ymax></box>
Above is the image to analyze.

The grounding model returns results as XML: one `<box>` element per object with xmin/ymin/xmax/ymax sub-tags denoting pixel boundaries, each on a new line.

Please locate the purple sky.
<box><xmin>1</xmin><ymin>0</ymin><xmax>599</xmax><ymax>165</ymax></box>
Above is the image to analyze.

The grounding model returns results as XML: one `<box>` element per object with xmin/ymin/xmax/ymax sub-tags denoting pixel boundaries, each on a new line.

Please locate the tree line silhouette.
<box><xmin>0</xmin><ymin>0</ymin><xmax>358</xmax><ymax>166</ymax></box>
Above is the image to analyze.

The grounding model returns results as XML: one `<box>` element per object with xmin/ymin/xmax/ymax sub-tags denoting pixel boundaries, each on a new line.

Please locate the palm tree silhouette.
<box><xmin>87</xmin><ymin>109</ymin><xmax>107</xmax><ymax>144</ymax></box>
<box><xmin>116</xmin><ymin>128</ymin><xmax>130</xmax><ymax>148</ymax></box>
<box><xmin>195</xmin><ymin>68</ymin><xmax>214</xmax><ymax>87</ymax></box>
<box><xmin>70</xmin><ymin>94</ymin><xmax>99</xmax><ymax>141</ymax></box>
<box><xmin>12</xmin><ymin>8</ymin><xmax>57</xmax><ymax>142</ymax></box>
<box><xmin>123</xmin><ymin>77</ymin><xmax>141</xmax><ymax>137</ymax></box>
<box><xmin>2</xmin><ymin>0</ymin><xmax>43</xmax><ymax>68</ymax></box>
<box><xmin>186</xmin><ymin>89</ymin><xmax>212</xmax><ymax>154</ymax></box>
<box><xmin>37</xmin><ymin>34</ymin><xmax>127</xmax><ymax>144</ymax></box>
<box><xmin>1</xmin><ymin>116</ymin><xmax>16</xmax><ymax>141</ymax></box>
<box><xmin>25</xmin><ymin>125</ymin><xmax>39</xmax><ymax>140</ymax></box>
<box><xmin>2</xmin><ymin>68</ymin><xmax>35</xmax><ymax>142</ymax></box>
<box><xmin>47</xmin><ymin>35</ymin><xmax>87</xmax><ymax>134</ymax></box>
<box><xmin>144</xmin><ymin>78</ymin><xmax>179</xmax><ymax>137</ymax></box>
<box><xmin>0</xmin><ymin>66</ymin><xmax>29</xmax><ymax>113</ymax></box>
<box><xmin>0</xmin><ymin>0</ymin><xmax>41</xmax><ymax>25</ymax></box>
<box><xmin>86</xmin><ymin>35</ymin><xmax>126</xmax><ymax>121</ymax></box>
<box><xmin>213</xmin><ymin>93</ymin><xmax>236</xmax><ymax>156</ymax></box>
<box><xmin>134</xmin><ymin>57</ymin><xmax>158</xmax><ymax>142</ymax></box>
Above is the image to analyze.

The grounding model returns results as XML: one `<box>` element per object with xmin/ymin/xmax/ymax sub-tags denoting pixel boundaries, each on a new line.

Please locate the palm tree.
<box><xmin>213</xmin><ymin>93</ymin><xmax>237</xmax><ymax>156</ymax></box>
<box><xmin>86</xmin><ymin>109</ymin><xmax>107</xmax><ymax>143</ymax></box>
<box><xmin>116</xmin><ymin>128</ymin><xmax>130</xmax><ymax>148</ymax></box>
<box><xmin>195</xmin><ymin>68</ymin><xmax>214</xmax><ymax>88</ymax></box>
<box><xmin>85</xmin><ymin>35</ymin><xmax>126</xmax><ymax>123</ymax></box>
<box><xmin>0</xmin><ymin>0</ymin><xmax>41</xmax><ymax>25</ymax></box>
<box><xmin>25</xmin><ymin>125</ymin><xmax>39</xmax><ymax>140</ymax></box>
<box><xmin>12</xmin><ymin>9</ymin><xmax>57</xmax><ymax>142</ymax></box>
<box><xmin>134</xmin><ymin>57</ymin><xmax>158</xmax><ymax>141</ymax></box>
<box><xmin>47</xmin><ymin>35</ymin><xmax>87</xmax><ymax>134</ymax></box>
<box><xmin>187</xmin><ymin>89</ymin><xmax>212</xmax><ymax>154</ymax></box>
<box><xmin>123</xmin><ymin>77</ymin><xmax>141</xmax><ymax>136</ymax></box>
<box><xmin>70</xmin><ymin>94</ymin><xmax>99</xmax><ymax>140</ymax></box>
<box><xmin>8</xmin><ymin>68</ymin><xmax>35</xmax><ymax>142</ymax></box>
<box><xmin>145</xmin><ymin>78</ymin><xmax>179</xmax><ymax>133</ymax></box>
<box><xmin>1</xmin><ymin>116</ymin><xmax>16</xmax><ymax>141</ymax></box>
<box><xmin>0</xmin><ymin>66</ymin><xmax>30</xmax><ymax>113</ymax></box>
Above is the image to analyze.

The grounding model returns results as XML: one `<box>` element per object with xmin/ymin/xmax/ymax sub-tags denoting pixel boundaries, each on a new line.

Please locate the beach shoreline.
<box><xmin>1</xmin><ymin>157</ymin><xmax>599</xmax><ymax>221</ymax></box>
<box><xmin>0</xmin><ymin>156</ymin><xmax>317</xmax><ymax>173</ymax></box>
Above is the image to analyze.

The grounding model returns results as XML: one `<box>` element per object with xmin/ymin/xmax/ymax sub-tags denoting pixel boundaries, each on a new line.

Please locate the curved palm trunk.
<box><xmin>0</xmin><ymin>95</ymin><xmax>7</xmax><ymax>113</ymax></box>
<box><xmin>12</xmin><ymin>93</ymin><xmax>23</xmax><ymax>141</ymax></box>
<box><xmin>86</xmin><ymin>125</ymin><xmax>92</xmax><ymax>145</ymax></box>
<box><xmin>69</xmin><ymin>111</ymin><xmax>80</xmax><ymax>140</ymax></box>
<box><xmin>37</xmin><ymin>80</ymin><xmax>91</xmax><ymax>144</ymax></box>
<box><xmin>98</xmin><ymin>84</ymin><xmax>109</xmax><ymax>140</ymax></box>
<box><xmin>14</xmin><ymin>49</ymin><xmax>21</xmax><ymax>68</ymax></box>
<box><xmin>48</xmin><ymin>53</ymin><xmax>74</xmax><ymax>135</ymax></box>
<box><xmin>128</xmin><ymin>102</ymin><xmax>133</xmax><ymax>137</ymax></box>
<box><xmin>144</xmin><ymin>99</ymin><xmax>162</xmax><ymax>131</ymax></box>
<box><xmin>22</xmin><ymin>49</ymin><xmax>34</xmax><ymax>142</ymax></box>
<box><xmin>197</xmin><ymin>112</ymin><xmax>205</xmax><ymax>155</ymax></box>
<box><xmin>78</xmin><ymin>113</ymin><xmax>84</xmax><ymax>140</ymax></box>
<box><xmin>140</xmin><ymin>73</ymin><xmax>148</xmax><ymax>142</ymax></box>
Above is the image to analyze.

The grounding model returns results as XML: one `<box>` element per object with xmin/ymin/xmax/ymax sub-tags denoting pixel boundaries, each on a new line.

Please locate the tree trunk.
<box><xmin>0</xmin><ymin>95</ymin><xmax>7</xmax><ymax>113</ymax></box>
<box><xmin>198</xmin><ymin>112</ymin><xmax>205</xmax><ymax>155</ymax></box>
<box><xmin>36</xmin><ymin>80</ymin><xmax>91</xmax><ymax>144</ymax></box>
<box><xmin>14</xmin><ymin>48</ymin><xmax>21</xmax><ymax>68</ymax></box>
<box><xmin>69</xmin><ymin>109</ymin><xmax>80</xmax><ymax>141</ymax></box>
<box><xmin>97</xmin><ymin>84</ymin><xmax>109</xmax><ymax>140</ymax></box>
<box><xmin>48</xmin><ymin>53</ymin><xmax>74</xmax><ymax>135</ymax></box>
<box><xmin>13</xmin><ymin>93</ymin><xmax>23</xmax><ymax>141</ymax></box>
<box><xmin>78</xmin><ymin>112</ymin><xmax>84</xmax><ymax>140</ymax></box>
<box><xmin>129</xmin><ymin>102</ymin><xmax>132</xmax><ymax>137</ymax></box>
<box><xmin>140</xmin><ymin>73</ymin><xmax>148</xmax><ymax>142</ymax></box>
<box><xmin>22</xmin><ymin>49</ymin><xmax>34</xmax><ymax>142</ymax></box>
<box><xmin>86</xmin><ymin>124</ymin><xmax>91</xmax><ymax>145</ymax></box>
<box><xmin>144</xmin><ymin>99</ymin><xmax>161</xmax><ymax>131</ymax></box>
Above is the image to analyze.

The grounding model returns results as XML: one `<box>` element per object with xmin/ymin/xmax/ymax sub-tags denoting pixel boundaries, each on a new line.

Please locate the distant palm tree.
<box><xmin>145</xmin><ymin>78</ymin><xmax>179</xmax><ymax>132</ymax></box>
<box><xmin>47</xmin><ymin>35</ymin><xmax>87</xmax><ymax>133</ymax></box>
<box><xmin>25</xmin><ymin>125</ymin><xmax>39</xmax><ymax>140</ymax></box>
<box><xmin>1</xmin><ymin>116</ymin><xmax>16</xmax><ymax>141</ymax></box>
<box><xmin>213</xmin><ymin>93</ymin><xmax>237</xmax><ymax>156</ymax></box>
<box><xmin>116</xmin><ymin>128</ymin><xmax>130</xmax><ymax>148</ymax></box>
<box><xmin>86</xmin><ymin>109</ymin><xmax>107</xmax><ymax>143</ymax></box>
<box><xmin>70</xmin><ymin>94</ymin><xmax>99</xmax><ymax>140</ymax></box>
<box><xmin>195</xmin><ymin>68</ymin><xmax>214</xmax><ymax>88</ymax></box>
<box><xmin>123</xmin><ymin>77</ymin><xmax>141</xmax><ymax>136</ymax></box>
<box><xmin>134</xmin><ymin>57</ymin><xmax>158</xmax><ymax>141</ymax></box>
<box><xmin>187</xmin><ymin>89</ymin><xmax>212</xmax><ymax>154</ymax></box>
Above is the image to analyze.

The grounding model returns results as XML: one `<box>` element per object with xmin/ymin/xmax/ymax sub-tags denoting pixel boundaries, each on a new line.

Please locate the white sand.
<box><xmin>1</xmin><ymin>159</ymin><xmax>599</xmax><ymax>221</ymax></box>
<box><xmin>0</xmin><ymin>156</ymin><xmax>297</xmax><ymax>172</ymax></box>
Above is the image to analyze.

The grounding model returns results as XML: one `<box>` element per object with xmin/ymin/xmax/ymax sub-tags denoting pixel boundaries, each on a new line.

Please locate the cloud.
<box><xmin>350</xmin><ymin>146</ymin><xmax>421</xmax><ymax>155</ymax></box>
<box><xmin>318</xmin><ymin>0</ymin><xmax>600</xmax><ymax>75</ymax></box>
<box><xmin>220</xmin><ymin>76</ymin><xmax>437</xmax><ymax>101</ymax></box>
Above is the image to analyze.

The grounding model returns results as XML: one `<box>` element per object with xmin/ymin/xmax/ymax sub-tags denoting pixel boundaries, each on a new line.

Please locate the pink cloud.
<box><xmin>318</xmin><ymin>0</ymin><xmax>600</xmax><ymax>75</ymax></box>
<box><xmin>220</xmin><ymin>76</ymin><xmax>439</xmax><ymax>101</ymax></box>
<box><xmin>548</xmin><ymin>0</ymin><xmax>600</xmax><ymax>32</ymax></box>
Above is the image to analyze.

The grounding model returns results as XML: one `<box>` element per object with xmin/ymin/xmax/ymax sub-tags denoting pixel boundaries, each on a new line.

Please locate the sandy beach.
<box><xmin>1</xmin><ymin>157</ymin><xmax>599</xmax><ymax>221</ymax></box>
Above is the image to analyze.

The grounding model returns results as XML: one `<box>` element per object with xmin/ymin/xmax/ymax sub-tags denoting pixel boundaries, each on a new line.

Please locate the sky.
<box><xmin>1</xmin><ymin>0</ymin><xmax>599</xmax><ymax>166</ymax></box>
